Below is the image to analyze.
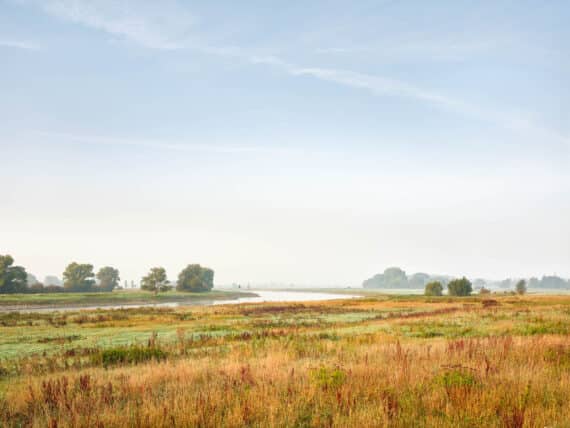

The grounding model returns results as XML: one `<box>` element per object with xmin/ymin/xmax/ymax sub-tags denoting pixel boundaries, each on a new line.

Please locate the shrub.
<box><xmin>92</xmin><ymin>345</ymin><xmax>168</xmax><ymax>367</ymax></box>
<box><xmin>516</xmin><ymin>280</ymin><xmax>527</xmax><ymax>295</ymax></box>
<box><xmin>447</xmin><ymin>277</ymin><xmax>472</xmax><ymax>296</ymax></box>
<box><xmin>424</xmin><ymin>281</ymin><xmax>443</xmax><ymax>296</ymax></box>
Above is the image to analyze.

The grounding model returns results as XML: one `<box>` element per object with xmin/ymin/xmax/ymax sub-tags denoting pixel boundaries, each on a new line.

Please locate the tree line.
<box><xmin>0</xmin><ymin>255</ymin><xmax>214</xmax><ymax>294</ymax></box>
<box><xmin>425</xmin><ymin>277</ymin><xmax>528</xmax><ymax>296</ymax></box>
<box><xmin>363</xmin><ymin>267</ymin><xmax>570</xmax><ymax>292</ymax></box>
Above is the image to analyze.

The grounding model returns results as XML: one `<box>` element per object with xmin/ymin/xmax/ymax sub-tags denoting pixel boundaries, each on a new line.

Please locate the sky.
<box><xmin>1</xmin><ymin>0</ymin><xmax>569</xmax><ymax>286</ymax></box>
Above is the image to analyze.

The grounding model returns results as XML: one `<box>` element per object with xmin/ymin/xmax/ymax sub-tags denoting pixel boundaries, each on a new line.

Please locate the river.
<box><xmin>0</xmin><ymin>290</ymin><xmax>360</xmax><ymax>313</ymax></box>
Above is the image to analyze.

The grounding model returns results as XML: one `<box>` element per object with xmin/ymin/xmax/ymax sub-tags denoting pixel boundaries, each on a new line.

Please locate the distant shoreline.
<box><xmin>0</xmin><ymin>289</ymin><xmax>258</xmax><ymax>311</ymax></box>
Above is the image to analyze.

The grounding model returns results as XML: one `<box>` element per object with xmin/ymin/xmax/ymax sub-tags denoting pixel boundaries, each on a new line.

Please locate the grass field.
<box><xmin>2</xmin><ymin>294</ymin><xmax>570</xmax><ymax>427</ymax></box>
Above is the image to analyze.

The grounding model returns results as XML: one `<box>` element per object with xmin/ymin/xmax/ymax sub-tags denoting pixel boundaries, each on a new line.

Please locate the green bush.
<box><xmin>447</xmin><ymin>277</ymin><xmax>473</xmax><ymax>296</ymax></box>
<box><xmin>92</xmin><ymin>345</ymin><xmax>168</xmax><ymax>367</ymax></box>
<box><xmin>424</xmin><ymin>281</ymin><xmax>443</xmax><ymax>296</ymax></box>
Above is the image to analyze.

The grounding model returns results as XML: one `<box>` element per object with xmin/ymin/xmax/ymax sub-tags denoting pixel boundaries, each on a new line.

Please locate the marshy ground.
<box><xmin>2</xmin><ymin>294</ymin><xmax>570</xmax><ymax>427</ymax></box>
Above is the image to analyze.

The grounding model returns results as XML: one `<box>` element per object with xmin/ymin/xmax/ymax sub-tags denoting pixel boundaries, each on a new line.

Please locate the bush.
<box><xmin>447</xmin><ymin>277</ymin><xmax>472</xmax><ymax>296</ymax></box>
<box><xmin>516</xmin><ymin>280</ymin><xmax>527</xmax><ymax>295</ymax></box>
<box><xmin>424</xmin><ymin>281</ymin><xmax>443</xmax><ymax>296</ymax></box>
<box><xmin>92</xmin><ymin>345</ymin><xmax>168</xmax><ymax>367</ymax></box>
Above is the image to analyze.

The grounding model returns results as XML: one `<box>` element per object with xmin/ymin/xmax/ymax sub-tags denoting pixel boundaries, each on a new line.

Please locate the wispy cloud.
<box><xmin>0</xmin><ymin>40</ymin><xmax>40</xmax><ymax>50</ymax></box>
<box><xmin>16</xmin><ymin>0</ymin><xmax>569</xmax><ymax>148</ymax></box>
<box><xmin>21</xmin><ymin>0</ymin><xmax>194</xmax><ymax>50</ymax></box>
<box><xmin>254</xmin><ymin>59</ymin><xmax>570</xmax><ymax>148</ymax></box>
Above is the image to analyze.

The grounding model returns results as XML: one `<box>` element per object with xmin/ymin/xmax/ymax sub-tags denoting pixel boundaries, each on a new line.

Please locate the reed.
<box><xmin>2</xmin><ymin>294</ymin><xmax>570</xmax><ymax>427</ymax></box>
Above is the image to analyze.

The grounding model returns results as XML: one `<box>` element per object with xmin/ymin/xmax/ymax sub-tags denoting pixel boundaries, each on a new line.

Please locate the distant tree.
<box><xmin>410</xmin><ymin>273</ymin><xmax>430</xmax><ymax>288</ymax></box>
<box><xmin>96</xmin><ymin>266</ymin><xmax>120</xmax><ymax>292</ymax></box>
<box><xmin>362</xmin><ymin>273</ymin><xmax>384</xmax><ymax>289</ymax></box>
<box><xmin>383</xmin><ymin>267</ymin><xmax>408</xmax><ymax>288</ymax></box>
<box><xmin>479</xmin><ymin>287</ymin><xmax>491</xmax><ymax>295</ymax></box>
<box><xmin>44</xmin><ymin>285</ymin><xmax>65</xmax><ymax>293</ymax></box>
<box><xmin>0</xmin><ymin>255</ymin><xmax>28</xmax><ymax>294</ymax></box>
<box><xmin>141</xmin><ymin>267</ymin><xmax>168</xmax><ymax>295</ymax></box>
<box><xmin>63</xmin><ymin>262</ymin><xmax>96</xmax><ymax>292</ymax></box>
<box><xmin>447</xmin><ymin>277</ymin><xmax>472</xmax><ymax>296</ymax></box>
<box><xmin>44</xmin><ymin>275</ymin><xmax>62</xmax><ymax>287</ymax></box>
<box><xmin>424</xmin><ymin>281</ymin><xmax>443</xmax><ymax>296</ymax></box>
<box><xmin>540</xmin><ymin>275</ymin><xmax>566</xmax><ymax>289</ymax></box>
<box><xmin>362</xmin><ymin>267</ymin><xmax>409</xmax><ymax>289</ymax></box>
<box><xmin>499</xmin><ymin>278</ymin><xmax>512</xmax><ymax>289</ymax></box>
<box><xmin>515</xmin><ymin>279</ymin><xmax>527</xmax><ymax>295</ymax></box>
<box><xmin>177</xmin><ymin>264</ymin><xmax>214</xmax><ymax>292</ymax></box>
<box><xmin>28</xmin><ymin>282</ymin><xmax>45</xmax><ymax>293</ymax></box>
<box><xmin>528</xmin><ymin>277</ymin><xmax>540</xmax><ymax>289</ymax></box>
<box><xmin>26</xmin><ymin>273</ymin><xmax>39</xmax><ymax>286</ymax></box>
<box><xmin>473</xmin><ymin>278</ymin><xmax>487</xmax><ymax>289</ymax></box>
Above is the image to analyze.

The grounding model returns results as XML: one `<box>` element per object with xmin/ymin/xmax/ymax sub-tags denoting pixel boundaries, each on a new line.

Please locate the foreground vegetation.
<box><xmin>2</xmin><ymin>294</ymin><xmax>570</xmax><ymax>426</ymax></box>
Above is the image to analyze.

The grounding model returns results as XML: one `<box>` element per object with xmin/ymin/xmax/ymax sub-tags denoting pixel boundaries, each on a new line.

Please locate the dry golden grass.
<box><xmin>2</xmin><ymin>294</ymin><xmax>570</xmax><ymax>427</ymax></box>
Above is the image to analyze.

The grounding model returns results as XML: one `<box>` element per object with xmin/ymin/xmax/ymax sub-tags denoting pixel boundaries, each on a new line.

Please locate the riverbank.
<box><xmin>0</xmin><ymin>289</ymin><xmax>258</xmax><ymax>311</ymax></box>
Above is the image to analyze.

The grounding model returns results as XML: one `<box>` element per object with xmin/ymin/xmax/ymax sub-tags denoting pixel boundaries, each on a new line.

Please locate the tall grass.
<box><xmin>2</xmin><ymin>295</ymin><xmax>570</xmax><ymax>426</ymax></box>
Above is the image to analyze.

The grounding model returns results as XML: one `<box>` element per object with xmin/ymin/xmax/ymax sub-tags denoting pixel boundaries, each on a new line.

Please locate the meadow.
<box><xmin>1</xmin><ymin>294</ymin><xmax>570</xmax><ymax>427</ymax></box>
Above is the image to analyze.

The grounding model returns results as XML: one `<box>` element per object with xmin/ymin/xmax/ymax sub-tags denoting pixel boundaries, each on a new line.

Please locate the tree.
<box><xmin>96</xmin><ymin>266</ymin><xmax>120</xmax><ymax>292</ymax></box>
<box><xmin>44</xmin><ymin>275</ymin><xmax>62</xmax><ymax>286</ymax></box>
<box><xmin>177</xmin><ymin>264</ymin><xmax>214</xmax><ymax>292</ymax></box>
<box><xmin>362</xmin><ymin>267</ymin><xmax>409</xmax><ymax>289</ymax></box>
<box><xmin>424</xmin><ymin>281</ymin><xmax>443</xmax><ymax>296</ymax></box>
<box><xmin>27</xmin><ymin>273</ymin><xmax>39</xmax><ymax>286</ymax></box>
<box><xmin>28</xmin><ymin>282</ymin><xmax>45</xmax><ymax>293</ymax></box>
<box><xmin>447</xmin><ymin>277</ymin><xmax>472</xmax><ymax>296</ymax></box>
<box><xmin>410</xmin><ymin>273</ymin><xmax>430</xmax><ymax>288</ymax></box>
<box><xmin>141</xmin><ymin>267</ymin><xmax>168</xmax><ymax>295</ymax></box>
<box><xmin>515</xmin><ymin>279</ymin><xmax>527</xmax><ymax>295</ymax></box>
<box><xmin>0</xmin><ymin>255</ymin><xmax>28</xmax><ymax>294</ymax></box>
<box><xmin>63</xmin><ymin>262</ymin><xmax>95</xmax><ymax>292</ymax></box>
<box><xmin>540</xmin><ymin>275</ymin><xmax>566</xmax><ymax>289</ymax></box>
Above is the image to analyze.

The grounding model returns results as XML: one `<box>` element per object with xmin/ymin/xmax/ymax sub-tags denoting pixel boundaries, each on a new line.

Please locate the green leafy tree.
<box><xmin>362</xmin><ymin>267</ymin><xmax>409</xmax><ymax>289</ymax></box>
<box><xmin>63</xmin><ymin>262</ymin><xmax>96</xmax><ymax>292</ymax></box>
<box><xmin>424</xmin><ymin>281</ymin><xmax>443</xmax><ymax>296</ymax></box>
<box><xmin>141</xmin><ymin>267</ymin><xmax>168</xmax><ymax>295</ymax></box>
<box><xmin>177</xmin><ymin>264</ymin><xmax>214</xmax><ymax>292</ymax></box>
<box><xmin>515</xmin><ymin>279</ymin><xmax>527</xmax><ymax>295</ymax></box>
<box><xmin>0</xmin><ymin>255</ymin><xmax>28</xmax><ymax>294</ymax></box>
<box><xmin>447</xmin><ymin>277</ymin><xmax>472</xmax><ymax>296</ymax></box>
<box><xmin>96</xmin><ymin>266</ymin><xmax>120</xmax><ymax>292</ymax></box>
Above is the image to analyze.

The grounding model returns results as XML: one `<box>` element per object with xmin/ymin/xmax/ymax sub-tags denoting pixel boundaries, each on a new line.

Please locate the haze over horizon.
<box><xmin>1</xmin><ymin>0</ymin><xmax>569</xmax><ymax>285</ymax></box>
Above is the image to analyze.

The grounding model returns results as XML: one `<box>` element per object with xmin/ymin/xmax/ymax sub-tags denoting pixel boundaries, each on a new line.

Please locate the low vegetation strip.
<box><xmin>2</xmin><ymin>294</ymin><xmax>570</xmax><ymax>426</ymax></box>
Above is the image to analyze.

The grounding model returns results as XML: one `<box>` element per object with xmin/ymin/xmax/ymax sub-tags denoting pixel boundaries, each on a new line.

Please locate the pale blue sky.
<box><xmin>1</xmin><ymin>0</ymin><xmax>569</xmax><ymax>285</ymax></box>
